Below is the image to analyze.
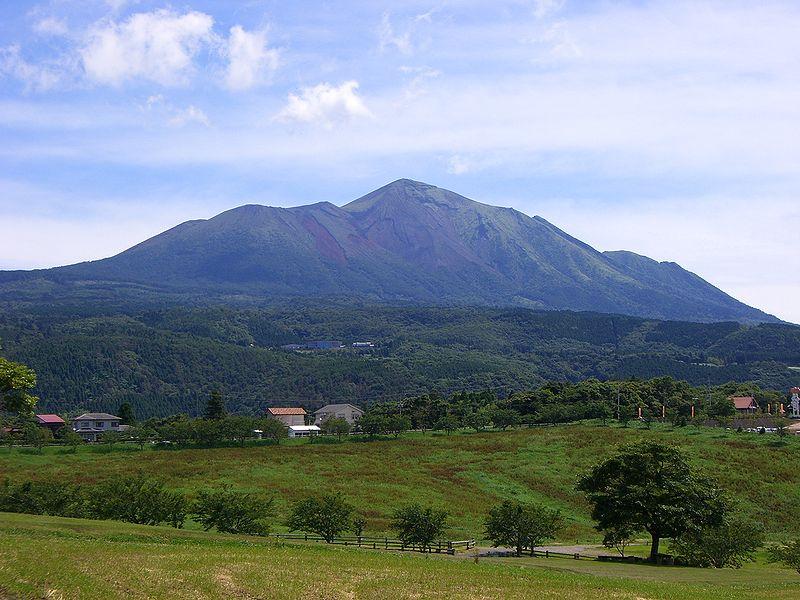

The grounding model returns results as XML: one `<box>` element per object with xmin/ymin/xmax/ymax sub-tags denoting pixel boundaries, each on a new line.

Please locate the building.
<box><xmin>790</xmin><ymin>387</ymin><xmax>800</xmax><ymax>419</ymax></box>
<box><xmin>266</xmin><ymin>407</ymin><xmax>307</xmax><ymax>427</ymax></box>
<box><xmin>288</xmin><ymin>425</ymin><xmax>321</xmax><ymax>438</ymax></box>
<box><xmin>730</xmin><ymin>396</ymin><xmax>759</xmax><ymax>413</ymax></box>
<box><xmin>281</xmin><ymin>341</ymin><xmax>343</xmax><ymax>351</ymax></box>
<box><xmin>314</xmin><ymin>403</ymin><xmax>364</xmax><ymax>426</ymax></box>
<box><xmin>35</xmin><ymin>414</ymin><xmax>65</xmax><ymax>434</ymax></box>
<box><xmin>352</xmin><ymin>341</ymin><xmax>374</xmax><ymax>348</ymax></box>
<box><xmin>72</xmin><ymin>412</ymin><xmax>122</xmax><ymax>442</ymax></box>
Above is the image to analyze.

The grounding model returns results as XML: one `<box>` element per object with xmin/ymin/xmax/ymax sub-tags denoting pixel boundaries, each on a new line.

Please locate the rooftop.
<box><xmin>73</xmin><ymin>412</ymin><xmax>121</xmax><ymax>421</ymax></box>
<box><xmin>730</xmin><ymin>396</ymin><xmax>758</xmax><ymax>409</ymax></box>
<box><xmin>35</xmin><ymin>414</ymin><xmax>65</xmax><ymax>424</ymax></box>
<box><xmin>314</xmin><ymin>403</ymin><xmax>363</xmax><ymax>413</ymax></box>
<box><xmin>267</xmin><ymin>407</ymin><xmax>307</xmax><ymax>416</ymax></box>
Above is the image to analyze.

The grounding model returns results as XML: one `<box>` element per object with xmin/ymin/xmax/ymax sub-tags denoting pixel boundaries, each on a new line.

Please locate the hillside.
<box><xmin>0</xmin><ymin>179</ymin><xmax>777</xmax><ymax>323</ymax></box>
<box><xmin>1</xmin><ymin>305</ymin><xmax>799</xmax><ymax>416</ymax></box>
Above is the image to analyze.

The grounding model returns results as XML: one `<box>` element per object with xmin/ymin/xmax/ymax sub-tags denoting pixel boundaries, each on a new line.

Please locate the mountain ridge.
<box><xmin>0</xmin><ymin>179</ymin><xmax>778</xmax><ymax>323</ymax></box>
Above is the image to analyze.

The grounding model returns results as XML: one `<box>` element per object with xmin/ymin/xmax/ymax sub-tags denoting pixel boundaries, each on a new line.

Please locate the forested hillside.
<box><xmin>1</xmin><ymin>305</ymin><xmax>798</xmax><ymax>418</ymax></box>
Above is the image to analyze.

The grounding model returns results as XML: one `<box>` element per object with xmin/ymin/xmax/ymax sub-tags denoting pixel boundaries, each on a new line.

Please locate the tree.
<box><xmin>0</xmin><ymin>358</ymin><xmax>38</xmax><ymax>414</ymax></box>
<box><xmin>602</xmin><ymin>526</ymin><xmax>636</xmax><ymax>558</ymax></box>
<box><xmin>433</xmin><ymin>413</ymin><xmax>460</xmax><ymax>435</ymax></box>
<box><xmin>117</xmin><ymin>402</ymin><xmax>136</xmax><ymax>425</ymax></box>
<box><xmin>672</xmin><ymin>516</ymin><xmax>763</xmax><ymax>568</ymax></box>
<box><xmin>489</xmin><ymin>407</ymin><xmax>521</xmax><ymax>430</ymax></box>
<box><xmin>352</xmin><ymin>514</ymin><xmax>367</xmax><ymax>537</ymax></box>
<box><xmin>386</xmin><ymin>414</ymin><xmax>411</xmax><ymax>438</ymax></box>
<box><xmin>61</xmin><ymin>429</ymin><xmax>84</xmax><ymax>453</ymax></box>
<box><xmin>193</xmin><ymin>487</ymin><xmax>272</xmax><ymax>536</ymax></box>
<box><xmin>576</xmin><ymin>440</ymin><xmax>726</xmax><ymax>561</ymax></box>
<box><xmin>320</xmin><ymin>417</ymin><xmax>352</xmax><ymax>441</ymax></box>
<box><xmin>88</xmin><ymin>475</ymin><xmax>187</xmax><ymax>528</ymax></box>
<box><xmin>768</xmin><ymin>540</ymin><xmax>800</xmax><ymax>574</ymax></box>
<box><xmin>23</xmin><ymin>421</ymin><xmax>51</xmax><ymax>453</ymax></box>
<box><xmin>357</xmin><ymin>412</ymin><xmax>387</xmax><ymax>437</ymax></box>
<box><xmin>391</xmin><ymin>504</ymin><xmax>449</xmax><ymax>552</ymax></box>
<box><xmin>464</xmin><ymin>408</ymin><xmax>490</xmax><ymax>432</ymax></box>
<box><xmin>258</xmin><ymin>418</ymin><xmax>288</xmax><ymax>444</ymax></box>
<box><xmin>204</xmin><ymin>390</ymin><xmax>226</xmax><ymax>420</ymax></box>
<box><xmin>485</xmin><ymin>500</ymin><xmax>563</xmax><ymax>557</ymax></box>
<box><xmin>286</xmin><ymin>493</ymin><xmax>354</xmax><ymax>542</ymax></box>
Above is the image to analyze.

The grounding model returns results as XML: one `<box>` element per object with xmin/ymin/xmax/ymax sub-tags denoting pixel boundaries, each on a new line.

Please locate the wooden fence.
<box><xmin>270</xmin><ymin>533</ymin><xmax>475</xmax><ymax>554</ymax></box>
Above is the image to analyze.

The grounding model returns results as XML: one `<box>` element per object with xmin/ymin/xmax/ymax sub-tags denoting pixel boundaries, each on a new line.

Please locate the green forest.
<box><xmin>1</xmin><ymin>303</ymin><xmax>798</xmax><ymax>418</ymax></box>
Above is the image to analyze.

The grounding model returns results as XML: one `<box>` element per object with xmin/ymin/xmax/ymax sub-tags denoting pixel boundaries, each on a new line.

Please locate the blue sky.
<box><xmin>1</xmin><ymin>0</ymin><xmax>799</xmax><ymax>321</ymax></box>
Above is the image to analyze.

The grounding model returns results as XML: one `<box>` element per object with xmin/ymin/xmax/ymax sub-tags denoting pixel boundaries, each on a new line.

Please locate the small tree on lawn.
<box><xmin>320</xmin><ymin>417</ymin><xmax>352</xmax><ymax>441</ymax></box>
<box><xmin>464</xmin><ymin>408</ymin><xmax>490</xmax><ymax>432</ymax></box>
<box><xmin>386</xmin><ymin>414</ymin><xmax>411</xmax><ymax>438</ymax></box>
<box><xmin>489</xmin><ymin>407</ymin><xmax>521</xmax><ymax>430</ymax></box>
<box><xmin>193</xmin><ymin>486</ymin><xmax>273</xmax><ymax>536</ymax></box>
<box><xmin>391</xmin><ymin>504</ymin><xmax>449</xmax><ymax>552</ymax></box>
<box><xmin>768</xmin><ymin>540</ymin><xmax>800</xmax><ymax>574</ymax></box>
<box><xmin>352</xmin><ymin>514</ymin><xmax>367</xmax><ymax>537</ymax></box>
<box><xmin>485</xmin><ymin>500</ymin><xmax>564</xmax><ymax>557</ymax></box>
<box><xmin>603</xmin><ymin>526</ymin><xmax>637</xmax><ymax>558</ymax></box>
<box><xmin>286</xmin><ymin>493</ymin><xmax>354</xmax><ymax>543</ymax></box>
<box><xmin>433</xmin><ymin>414</ymin><xmax>460</xmax><ymax>435</ymax></box>
<box><xmin>672</xmin><ymin>515</ymin><xmax>763</xmax><ymax>568</ymax></box>
<box><xmin>23</xmin><ymin>421</ymin><xmax>51</xmax><ymax>453</ymax></box>
<box><xmin>204</xmin><ymin>390</ymin><xmax>226</xmax><ymax>420</ymax></box>
<box><xmin>577</xmin><ymin>440</ymin><xmax>726</xmax><ymax>561</ymax></box>
<box><xmin>258</xmin><ymin>418</ymin><xmax>288</xmax><ymax>444</ymax></box>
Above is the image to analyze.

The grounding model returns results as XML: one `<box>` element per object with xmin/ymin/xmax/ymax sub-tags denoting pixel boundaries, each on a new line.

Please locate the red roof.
<box><xmin>791</xmin><ymin>387</ymin><xmax>800</xmax><ymax>395</ymax></box>
<box><xmin>267</xmin><ymin>407</ymin><xmax>307</xmax><ymax>415</ymax></box>
<box><xmin>730</xmin><ymin>396</ymin><xmax>758</xmax><ymax>410</ymax></box>
<box><xmin>35</xmin><ymin>414</ymin><xmax>65</xmax><ymax>424</ymax></box>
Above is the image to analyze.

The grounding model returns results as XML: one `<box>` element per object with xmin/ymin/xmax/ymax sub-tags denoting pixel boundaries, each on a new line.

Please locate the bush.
<box><xmin>193</xmin><ymin>487</ymin><xmax>273</xmax><ymax>535</ymax></box>
<box><xmin>286</xmin><ymin>493</ymin><xmax>354</xmax><ymax>542</ymax></box>
<box><xmin>672</xmin><ymin>516</ymin><xmax>763</xmax><ymax>568</ymax></box>
<box><xmin>391</xmin><ymin>503</ymin><xmax>448</xmax><ymax>552</ymax></box>
<box><xmin>768</xmin><ymin>540</ymin><xmax>800</xmax><ymax>574</ymax></box>
<box><xmin>88</xmin><ymin>475</ymin><xmax>187</xmax><ymax>528</ymax></box>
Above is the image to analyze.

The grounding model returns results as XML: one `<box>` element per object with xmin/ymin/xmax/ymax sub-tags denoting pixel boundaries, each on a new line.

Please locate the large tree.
<box><xmin>204</xmin><ymin>390</ymin><xmax>226</xmax><ymax>420</ymax></box>
<box><xmin>576</xmin><ymin>440</ymin><xmax>726</xmax><ymax>561</ymax></box>
<box><xmin>286</xmin><ymin>493</ymin><xmax>354</xmax><ymax>543</ymax></box>
<box><xmin>0</xmin><ymin>357</ymin><xmax>38</xmax><ymax>414</ymax></box>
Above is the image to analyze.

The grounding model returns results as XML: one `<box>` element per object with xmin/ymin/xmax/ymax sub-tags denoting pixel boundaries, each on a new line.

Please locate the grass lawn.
<box><xmin>1</xmin><ymin>423</ymin><xmax>798</xmax><ymax>540</ymax></box>
<box><xmin>1</xmin><ymin>512</ymin><xmax>798</xmax><ymax>600</ymax></box>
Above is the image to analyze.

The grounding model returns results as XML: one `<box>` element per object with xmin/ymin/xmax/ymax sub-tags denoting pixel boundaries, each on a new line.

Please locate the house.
<box><xmin>288</xmin><ymin>425</ymin><xmax>321</xmax><ymax>438</ymax></box>
<box><xmin>35</xmin><ymin>414</ymin><xmax>65</xmax><ymax>434</ymax></box>
<box><xmin>314</xmin><ymin>403</ymin><xmax>364</xmax><ymax>426</ymax></box>
<box><xmin>266</xmin><ymin>407</ymin><xmax>307</xmax><ymax>427</ymax></box>
<box><xmin>730</xmin><ymin>396</ymin><xmax>759</xmax><ymax>413</ymax></box>
<box><xmin>72</xmin><ymin>412</ymin><xmax>122</xmax><ymax>442</ymax></box>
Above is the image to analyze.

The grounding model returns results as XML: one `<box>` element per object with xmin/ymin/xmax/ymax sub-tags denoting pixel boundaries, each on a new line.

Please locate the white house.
<box><xmin>313</xmin><ymin>403</ymin><xmax>364</xmax><ymax>426</ymax></box>
<box><xmin>288</xmin><ymin>425</ymin><xmax>321</xmax><ymax>438</ymax></box>
<box><xmin>72</xmin><ymin>412</ymin><xmax>122</xmax><ymax>442</ymax></box>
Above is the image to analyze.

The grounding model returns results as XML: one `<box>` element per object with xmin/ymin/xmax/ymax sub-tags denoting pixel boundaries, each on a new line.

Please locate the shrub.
<box><xmin>88</xmin><ymin>475</ymin><xmax>187</xmax><ymax>528</ymax></box>
<box><xmin>768</xmin><ymin>540</ymin><xmax>800</xmax><ymax>574</ymax></box>
<box><xmin>672</xmin><ymin>516</ymin><xmax>763</xmax><ymax>568</ymax></box>
<box><xmin>193</xmin><ymin>487</ymin><xmax>273</xmax><ymax>535</ymax></box>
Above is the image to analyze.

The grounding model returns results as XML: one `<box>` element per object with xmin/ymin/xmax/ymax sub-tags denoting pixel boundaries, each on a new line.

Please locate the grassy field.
<box><xmin>1</xmin><ymin>423</ymin><xmax>798</xmax><ymax>540</ymax></box>
<box><xmin>0</xmin><ymin>512</ymin><xmax>798</xmax><ymax>600</ymax></box>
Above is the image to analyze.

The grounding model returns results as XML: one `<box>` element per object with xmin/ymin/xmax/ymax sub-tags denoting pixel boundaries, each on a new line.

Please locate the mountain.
<box><xmin>0</xmin><ymin>179</ymin><xmax>777</xmax><ymax>323</ymax></box>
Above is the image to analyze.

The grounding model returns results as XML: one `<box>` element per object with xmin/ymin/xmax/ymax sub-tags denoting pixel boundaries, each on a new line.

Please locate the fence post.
<box><xmin>546</xmin><ymin>550</ymin><xmax>549</xmax><ymax>558</ymax></box>
<box><xmin>385</xmin><ymin>537</ymin><xmax>388</xmax><ymax>550</ymax></box>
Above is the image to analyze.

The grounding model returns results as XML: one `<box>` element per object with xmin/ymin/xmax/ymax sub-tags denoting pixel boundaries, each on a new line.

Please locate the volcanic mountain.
<box><xmin>0</xmin><ymin>179</ymin><xmax>777</xmax><ymax>322</ymax></box>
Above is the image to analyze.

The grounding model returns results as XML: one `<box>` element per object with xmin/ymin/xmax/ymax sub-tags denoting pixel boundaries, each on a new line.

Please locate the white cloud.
<box><xmin>277</xmin><ymin>81</ymin><xmax>372</xmax><ymax>127</ymax></box>
<box><xmin>0</xmin><ymin>45</ymin><xmax>64</xmax><ymax>91</ymax></box>
<box><xmin>379</xmin><ymin>13</ymin><xmax>412</xmax><ymax>54</ymax></box>
<box><xmin>224</xmin><ymin>26</ymin><xmax>279</xmax><ymax>91</ymax></box>
<box><xmin>168</xmin><ymin>105</ymin><xmax>210</xmax><ymax>127</ymax></box>
<box><xmin>80</xmin><ymin>9</ymin><xmax>214</xmax><ymax>86</ymax></box>
<box><xmin>446</xmin><ymin>155</ymin><xmax>471</xmax><ymax>175</ymax></box>
<box><xmin>33</xmin><ymin>17</ymin><xmax>69</xmax><ymax>37</ymax></box>
<box><xmin>532</xmin><ymin>0</ymin><xmax>565</xmax><ymax>19</ymax></box>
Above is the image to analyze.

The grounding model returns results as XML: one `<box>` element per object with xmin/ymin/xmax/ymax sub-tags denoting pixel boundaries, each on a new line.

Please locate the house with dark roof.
<box><xmin>266</xmin><ymin>407</ymin><xmax>307</xmax><ymax>427</ymax></box>
<box><xmin>35</xmin><ymin>414</ymin><xmax>65</xmax><ymax>434</ymax></box>
<box><xmin>730</xmin><ymin>396</ymin><xmax>759</xmax><ymax>413</ymax></box>
<box><xmin>314</xmin><ymin>403</ymin><xmax>364</xmax><ymax>426</ymax></box>
<box><xmin>72</xmin><ymin>412</ymin><xmax>122</xmax><ymax>442</ymax></box>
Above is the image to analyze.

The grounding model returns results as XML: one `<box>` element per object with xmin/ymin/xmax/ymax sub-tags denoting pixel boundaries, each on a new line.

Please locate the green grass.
<box><xmin>0</xmin><ymin>512</ymin><xmax>798</xmax><ymax>600</ymax></box>
<box><xmin>1</xmin><ymin>423</ymin><xmax>799</xmax><ymax>540</ymax></box>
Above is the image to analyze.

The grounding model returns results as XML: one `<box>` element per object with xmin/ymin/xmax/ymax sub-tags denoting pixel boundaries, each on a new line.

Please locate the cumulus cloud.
<box><xmin>168</xmin><ymin>105</ymin><xmax>210</xmax><ymax>127</ymax></box>
<box><xmin>277</xmin><ymin>81</ymin><xmax>372</xmax><ymax>127</ymax></box>
<box><xmin>80</xmin><ymin>9</ymin><xmax>214</xmax><ymax>86</ymax></box>
<box><xmin>446</xmin><ymin>155</ymin><xmax>471</xmax><ymax>175</ymax></box>
<box><xmin>224</xmin><ymin>26</ymin><xmax>279</xmax><ymax>91</ymax></box>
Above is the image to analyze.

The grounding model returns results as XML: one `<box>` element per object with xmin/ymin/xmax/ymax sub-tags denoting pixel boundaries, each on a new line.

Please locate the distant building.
<box><xmin>72</xmin><ymin>412</ymin><xmax>122</xmax><ymax>442</ymax></box>
<box><xmin>281</xmin><ymin>341</ymin><xmax>343</xmax><ymax>351</ymax></box>
<box><xmin>35</xmin><ymin>414</ymin><xmax>65</xmax><ymax>434</ymax></box>
<box><xmin>266</xmin><ymin>407</ymin><xmax>307</xmax><ymax>427</ymax></box>
<box><xmin>352</xmin><ymin>341</ymin><xmax>374</xmax><ymax>348</ymax></box>
<box><xmin>314</xmin><ymin>403</ymin><xmax>364</xmax><ymax>426</ymax></box>
<box><xmin>288</xmin><ymin>425</ymin><xmax>321</xmax><ymax>438</ymax></box>
<box><xmin>730</xmin><ymin>396</ymin><xmax>758</xmax><ymax>413</ymax></box>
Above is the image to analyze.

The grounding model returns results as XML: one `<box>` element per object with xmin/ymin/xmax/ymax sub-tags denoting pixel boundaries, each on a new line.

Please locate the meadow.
<box><xmin>0</xmin><ymin>512</ymin><xmax>798</xmax><ymax>600</ymax></box>
<box><xmin>1</xmin><ymin>423</ymin><xmax>798</xmax><ymax>540</ymax></box>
